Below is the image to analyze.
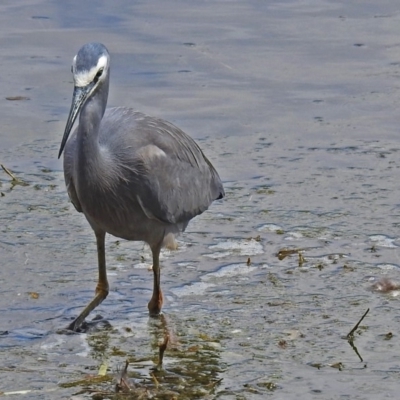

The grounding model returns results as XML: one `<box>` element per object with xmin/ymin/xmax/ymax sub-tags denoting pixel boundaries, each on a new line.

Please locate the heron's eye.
<box><xmin>94</xmin><ymin>68</ymin><xmax>104</xmax><ymax>82</ymax></box>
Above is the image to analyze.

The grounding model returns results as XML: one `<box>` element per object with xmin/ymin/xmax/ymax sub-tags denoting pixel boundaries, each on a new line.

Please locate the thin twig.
<box><xmin>1</xmin><ymin>164</ymin><xmax>28</xmax><ymax>186</ymax></box>
<box><xmin>347</xmin><ymin>308</ymin><xmax>369</xmax><ymax>340</ymax></box>
<box><xmin>115</xmin><ymin>360</ymin><xmax>132</xmax><ymax>393</ymax></box>
<box><xmin>1</xmin><ymin>164</ymin><xmax>18</xmax><ymax>181</ymax></box>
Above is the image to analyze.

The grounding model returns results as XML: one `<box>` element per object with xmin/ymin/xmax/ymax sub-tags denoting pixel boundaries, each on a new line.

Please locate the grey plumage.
<box><xmin>59</xmin><ymin>42</ymin><xmax>224</xmax><ymax>331</ymax></box>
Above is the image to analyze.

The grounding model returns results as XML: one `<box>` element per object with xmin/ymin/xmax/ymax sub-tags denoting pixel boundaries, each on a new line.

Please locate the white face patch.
<box><xmin>73</xmin><ymin>54</ymin><xmax>108</xmax><ymax>87</ymax></box>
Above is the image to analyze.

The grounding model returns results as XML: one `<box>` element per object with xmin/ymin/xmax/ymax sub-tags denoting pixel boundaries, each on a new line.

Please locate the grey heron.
<box><xmin>58</xmin><ymin>43</ymin><xmax>224</xmax><ymax>331</ymax></box>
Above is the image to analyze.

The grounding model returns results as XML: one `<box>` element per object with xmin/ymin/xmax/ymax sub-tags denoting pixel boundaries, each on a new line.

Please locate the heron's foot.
<box><xmin>61</xmin><ymin>315</ymin><xmax>111</xmax><ymax>334</ymax></box>
<box><xmin>148</xmin><ymin>289</ymin><xmax>163</xmax><ymax>317</ymax></box>
<box><xmin>56</xmin><ymin>326</ymin><xmax>81</xmax><ymax>335</ymax></box>
<box><xmin>61</xmin><ymin>290</ymin><xmax>110</xmax><ymax>333</ymax></box>
<box><xmin>66</xmin><ymin>317</ymin><xmax>87</xmax><ymax>332</ymax></box>
<box><xmin>55</xmin><ymin>318</ymin><xmax>87</xmax><ymax>334</ymax></box>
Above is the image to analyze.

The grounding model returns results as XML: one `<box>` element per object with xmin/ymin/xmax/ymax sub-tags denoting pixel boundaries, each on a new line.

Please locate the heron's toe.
<box><xmin>66</xmin><ymin>320</ymin><xmax>85</xmax><ymax>332</ymax></box>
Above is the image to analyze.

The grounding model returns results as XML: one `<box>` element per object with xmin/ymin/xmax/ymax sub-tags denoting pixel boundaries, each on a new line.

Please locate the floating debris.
<box><xmin>384</xmin><ymin>332</ymin><xmax>393</xmax><ymax>340</ymax></box>
<box><xmin>329</xmin><ymin>362</ymin><xmax>344</xmax><ymax>371</ymax></box>
<box><xmin>5</xmin><ymin>96</ymin><xmax>30</xmax><ymax>101</ymax></box>
<box><xmin>371</xmin><ymin>278</ymin><xmax>400</xmax><ymax>293</ymax></box>
<box><xmin>298</xmin><ymin>252</ymin><xmax>305</xmax><ymax>267</ymax></box>
<box><xmin>1</xmin><ymin>164</ymin><xmax>28</xmax><ymax>186</ymax></box>
<box><xmin>277</xmin><ymin>248</ymin><xmax>303</xmax><ymax>260</ymax></box>
<box><xmin>98</xmin><ymin>361</ymin><xmax>108</xmax><ymax>376</ymax></box>
<box><xmin>278</xmin><ymin>339</ymin><xmax>287</xmax><ymax>349</ymax></box>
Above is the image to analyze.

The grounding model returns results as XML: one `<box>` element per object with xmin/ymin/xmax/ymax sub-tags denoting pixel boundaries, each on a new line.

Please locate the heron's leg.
<box><xmin>67</xmin><ymin>230</ymin><xmax>109</xmax><ymax>331</ymax></box>
<box><xmin>148</xmin><ymin>242</ymin><xmax>163</xmax><ymax>316</ymax></box>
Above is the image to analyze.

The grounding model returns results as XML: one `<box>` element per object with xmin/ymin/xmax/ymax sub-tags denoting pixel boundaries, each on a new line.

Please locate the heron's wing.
<box><xmin>63</xmin><ymin>128</ymin><xmax>83</xmax><ymax>213</ymax></box>
<box><xmin>107</xmin><ymin>110</ymin><xmax>224</xmax><ymax>225</ymax></box>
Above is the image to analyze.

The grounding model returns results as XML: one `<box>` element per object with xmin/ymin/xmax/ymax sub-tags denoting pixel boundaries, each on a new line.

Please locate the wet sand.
<box><xmin>1</xmin><ymin>0</ymin><xmax>400</xmax><ymax>398</ymax></box>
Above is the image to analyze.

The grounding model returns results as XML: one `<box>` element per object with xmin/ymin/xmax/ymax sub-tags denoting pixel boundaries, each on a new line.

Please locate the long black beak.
<box><xmin>58</xmin><ymin>84</ymin><xmax>93</xmax><ymax>159</ymax></box>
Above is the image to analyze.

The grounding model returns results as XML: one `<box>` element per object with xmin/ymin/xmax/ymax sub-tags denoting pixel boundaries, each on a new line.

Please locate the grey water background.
<box><xmin>1</xmin><ymin>0</ymin><xmax>400</xmax><ymax>398</ymax></box>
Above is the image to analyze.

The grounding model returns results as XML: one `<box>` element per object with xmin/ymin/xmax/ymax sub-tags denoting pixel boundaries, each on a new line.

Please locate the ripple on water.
<box><xmin>13</xmin><ymin>328</ymin><xmax>48</xmax><ymax>340</ymax></box>
<box><xmin>376</xmin><ymin>263</ymin><xmax>400</xmax><ymax>270</ymax></box>
<box><xmin>171</xmin><ymin>262</ymin><xmax>258</xmax><ymax>298</ymax></box>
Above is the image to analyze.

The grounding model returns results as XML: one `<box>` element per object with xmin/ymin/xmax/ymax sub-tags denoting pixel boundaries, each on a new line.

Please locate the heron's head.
<box><xmin>72</xmin><ymin>42</ymin><xmax>110</xmax><ymax>88</ymax></box>
<box><xmin>58</xmin><ymin>43</ymin><xmax>110</xmax><ymax>158</ymax></box>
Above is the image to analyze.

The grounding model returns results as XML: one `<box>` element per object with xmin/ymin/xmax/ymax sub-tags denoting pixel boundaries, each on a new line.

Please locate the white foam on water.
<box><xmin>370</xmin><ymin>235</ymin><xmax>398</xmax><ymax>248</ymax></box>
<box><xmin>257</xmin><ymin>223</ymin><xmax>283</xmax><ymax>232</ymax></box>
<box><xmin>208</xmin><ymin>238</ymin><xmax>263</xmax><ymax>256</ymax></box>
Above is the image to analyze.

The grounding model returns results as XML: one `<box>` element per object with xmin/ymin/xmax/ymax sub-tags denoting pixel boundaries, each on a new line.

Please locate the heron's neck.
<box><xmin>77</xmin><ymin>79</ymin><xmax>109</xmax><ymax>163</ymax></box>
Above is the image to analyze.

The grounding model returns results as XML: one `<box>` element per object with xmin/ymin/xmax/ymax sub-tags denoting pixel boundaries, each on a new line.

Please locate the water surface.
<box><xmin>1</xmin><ymin>0</ymin><xmax>400</xmax><ymax>398</ymax></box>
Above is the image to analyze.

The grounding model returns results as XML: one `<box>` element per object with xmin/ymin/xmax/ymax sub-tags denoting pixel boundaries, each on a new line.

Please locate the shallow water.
<box><xmin>1</xmin><ymin>0</ymin><xmax>400</xmax><ymax>398</ymax></box>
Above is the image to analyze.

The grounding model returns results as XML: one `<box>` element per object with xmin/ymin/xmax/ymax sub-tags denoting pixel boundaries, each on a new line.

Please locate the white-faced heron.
<box><xmin>58</xmin><ymin>42</ymin><xmax>224</xmax><ymax>331</ymax></box>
